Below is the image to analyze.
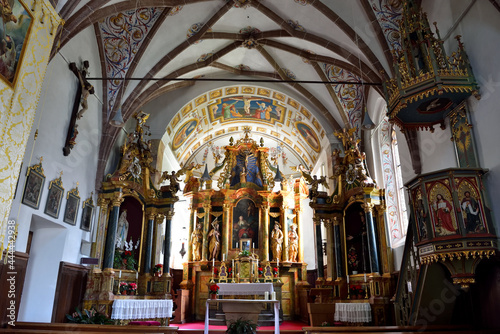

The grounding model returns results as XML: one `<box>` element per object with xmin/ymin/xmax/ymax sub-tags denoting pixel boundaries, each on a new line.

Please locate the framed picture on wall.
<box><xmin>80</xmin><ymin>195</ymin><xmax>94</xmax><ymax>232</ymax></box>
<box><xmin>21</xmin><ymin>161</ymin><xmax>45</xmax><ymax>209</ymax></box>
<box><xmin>63</xmin><ymin>187</ymin><xmax>80</xmax><ymax>225</ymax></box>
<box><xmin>44</xmin><ymin>176</ymin><xmax>64</xmax><ymax>219</ymax></box>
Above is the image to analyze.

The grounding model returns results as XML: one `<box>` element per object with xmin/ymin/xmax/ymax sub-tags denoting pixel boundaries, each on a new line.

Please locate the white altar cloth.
<box><xmin>111</xmin><ymin>299</ymin><xmax>173</xmax><ymax>320</ymax></box>
<box><xmin>334</xmin><ymin>302</ymin><xmax>371</xmax><ymax>323</ymax></box>
<box><xmin>205</xmin><ymin>299</ymin><xmax>279</xmax><ymax>334</ymax></box>
<box><xmin>217</xmin><ymin>283</ymin><xmax>273</xmax><ymax>295</ymax></box>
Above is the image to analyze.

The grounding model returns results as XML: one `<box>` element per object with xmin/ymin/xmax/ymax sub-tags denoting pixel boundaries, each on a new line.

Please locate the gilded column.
<box><xmin>314</xmin><ymin>217</ymin><xmax>324</xmax><ymax>279</ymax></box>
<box><xmin>93</xmin><ymin>196</ymin><xmax>109</xmax><ymax>269</ymax></box>
<box><xmin>222</xmin><ymin>202</ymin><xmax>231</xmax><ymax>255</ymax></box>
<box><xmin>163</xmin><ymin>209</ymin><xmax>174</xmax><ymax>273</ymax></box>
<box><xmin>143</xmin><ymin>208</ymin><xmax>157</xmax><ymax>274</ymax></box>
<box><xmin>262</xmin><ymin>202</ymin><xmax>270</xmax><ymax>261</ymax></box>
<box><xmin>202</xmin><ymin>203</ymin><xmax>211</xmax><ymax>261</ymax></box>
<box><xmin>187</xmin><ymin>204</ymin><xmax>195</xmax><ymax>262</ymax></box>
<box><xmin>362</xmin><ymin>202</ymin><xmax>380</xmax><ymax>273</ymax></box>
<box><xmin>376</xmin><ymin>202</ymin><xmax>392</xmax><ymax>274</ymax></box>
<box><xmin>332</xmin><ymin>214</ymin><xmax>343</xmax><ymax>279</ymax></box>
<box><xmin>102</xmin><ymin>193</ymin><xmax>123</xmax><ymax>269</ymax></box>
<box><xmin>324</xmin><ymin>218</ymin><xmax>335</xmax><ymax>280</ymax></box>
<box><xmin>296</xmin><ymin>208</ymin><xmax>304</xmax><ymax>263</ymax></box>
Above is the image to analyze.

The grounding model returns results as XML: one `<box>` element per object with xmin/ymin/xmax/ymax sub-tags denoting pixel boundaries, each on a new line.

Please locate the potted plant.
<box><xmin>209</xmin><ymin>284</ymin><xmax>219</xmax><ymax>299</ymax></box>
<box><xmin>127</xmin><ymin>283</ymin><xmax>137</xmax><ymax>295</ymax></box>
<box><xmin>226</xmin><ymin>318</ymin><xmax>257</xmax><ymax>334</ymax></box>
<box><xmin>153</xmin><ymin>263</ymin><xmax>163</xmax><ymax>277</ymax></box>
<box><xmin>239</xmin><ymin>250</ymin><xmax>251</xmax><ymax>258</ymax></box>
<box><xmin>66</xmin><ymin>307</ymin><xmax>113</xmax><ymax>324</ymax></box>
<box><xmin>119</xmin><ymin>282</ymin><xmax>127</xmax><ymax>295</ymax></box>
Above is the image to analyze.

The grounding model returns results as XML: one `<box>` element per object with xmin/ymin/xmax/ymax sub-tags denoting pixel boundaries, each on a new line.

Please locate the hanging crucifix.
<box><xmin>63</xmin><ymin>61</ymin><xmax>95</xmax><ymax>156</ymax></box>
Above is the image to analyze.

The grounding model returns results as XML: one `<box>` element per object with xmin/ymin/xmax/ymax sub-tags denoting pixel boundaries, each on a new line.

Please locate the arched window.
<box><xmin>391</xmin><ymin>129</ymin><xmax>408</xmax><ymax>235</ymax></box>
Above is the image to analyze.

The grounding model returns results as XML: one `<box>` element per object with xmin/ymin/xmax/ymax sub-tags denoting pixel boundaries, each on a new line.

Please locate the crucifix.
<box><xmin>63</xmin><ymin>61</ymin><xmax>95</xmax><ymax>156</ymax></box>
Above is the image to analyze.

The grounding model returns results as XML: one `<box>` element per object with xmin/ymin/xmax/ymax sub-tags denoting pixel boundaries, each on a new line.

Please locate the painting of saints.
<box><xmin>0</xmin><ymin>0</ymin><xmax>32</xmax><ymax>85</ymax></box>
<box><xmin>461</xmin><ymin>191</ymin><xmax>483</xmax><ymax>233</ymax></box>
<box><xmin>209</xmin><ymin>96</ymin><xmax>284</xmax><ymax>124</ymax></box>
<box><xmin>172</xmin><ymin>119</ymin><xmax>198</xmax><ymax>150</ymax></box>
<box><xmin>432</xmin><ymin>193</ymin><xmax>457</xmax><ymax>235</ymax></box>
<box><xmin>295</xmin><ymin>122</ymin><xmax>320</xmax><ymax>152</ymax></box>
<box><xmin>232</xmin><ymin>199</ymin><xmax>259</xmax><ymax>248</ymax></box>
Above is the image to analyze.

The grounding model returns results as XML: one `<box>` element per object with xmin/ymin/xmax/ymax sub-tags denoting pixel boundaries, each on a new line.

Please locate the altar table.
<box><xmin>204</xmin><ymin>299</ymin><xmax>280</xmax><ymax>334</ymax></box>
<box><xmin>111</xmin><ymin>299</ymin><xmax>173</xmax><ymax>321</ymax></box>
<box><xmin>333</xmin><ymin>302</ymin><xmax>371</xmax><ymax>323</ymax></box>
<box><xmin>217</xmin><ymin>282</ymin><xmax>274</xmax><ymax>296</ymax></box>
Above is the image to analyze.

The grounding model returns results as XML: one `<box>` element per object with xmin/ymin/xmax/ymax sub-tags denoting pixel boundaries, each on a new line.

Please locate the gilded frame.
<box><xmin>63</xmin><ymin>187</ymin><xmax>80</xmax><ymax>225</ymax></box>
<box><xmin>44</xmin><ymin>177</ymin><xmax>64</xmax><ymax>219</ymax></box>
<box><xmin>21</xmin><ymin>162</ymin><xmax>45</xmax><ymax>209</ymax></box>
<box><xmin>80</xmin><ymin>196</ymin><xmax>94</xmax><ymax>232</ymax></box>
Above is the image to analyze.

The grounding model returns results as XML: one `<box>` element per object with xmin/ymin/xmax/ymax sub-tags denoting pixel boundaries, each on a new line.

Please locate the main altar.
<box><xmin>178</xmin><ymin>129</ymin><xmax>310</xmax><ymax>322</ymax></box>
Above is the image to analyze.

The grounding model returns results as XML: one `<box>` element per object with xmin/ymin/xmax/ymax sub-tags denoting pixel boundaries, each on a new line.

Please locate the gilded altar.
<box><xmin>178</xmin><ymin>131</ymin><xmax>310</xmax><ymax>321</ymax></box>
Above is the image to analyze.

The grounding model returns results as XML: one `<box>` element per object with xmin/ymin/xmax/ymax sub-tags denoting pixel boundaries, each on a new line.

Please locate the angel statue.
<box><xmin>299</xmin><ymin>167</ymin><xmax>329</xmax><ymax>199</ymax></box>
<box><xmin>161</xmin><ymin>170</ymin><xmax>181</xmax><ymax>194</ymax></box>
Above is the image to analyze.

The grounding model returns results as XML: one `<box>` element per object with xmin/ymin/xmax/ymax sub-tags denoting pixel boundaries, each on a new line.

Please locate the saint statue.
<box><xmin>208</xmin><ymin>218</ymin><xmax>221</xmax><ymax>260</ymax></box>
<box><xmin>288</xmin><ymin>223</ymin><xmax>299</xmax><ymax>262</ymax></box>
<box><xmin>116</xmin><ymin>210</ymin><xmax>129</xmax><ymax>249</ymax></box>
<box><xmin>270</xmin><ymin>222</ymin><xmax>283</xmax><ymax>261</ymax></box>
<box><xmin>191</xmin><ymin>223</ymin><xmax>203</xmax><ymax>261</ymax></box>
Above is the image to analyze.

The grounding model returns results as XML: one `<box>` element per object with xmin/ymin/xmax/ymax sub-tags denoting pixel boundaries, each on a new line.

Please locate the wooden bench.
<box><xmin>0</xmin><ymin>322</ymin><xmax>179</xmax><ymax>333</ymax></box>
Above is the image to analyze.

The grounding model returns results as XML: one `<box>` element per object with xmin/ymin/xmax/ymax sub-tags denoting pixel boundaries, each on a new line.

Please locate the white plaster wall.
<box><xmin>301</xmin><ymin>198</ymin><xmax>316</xmax><ymax>270</ymax></box>
<box><xmin>9</xmin><ymin>26</ymin><xmax>102</xmax><ymax>322</ymax></box>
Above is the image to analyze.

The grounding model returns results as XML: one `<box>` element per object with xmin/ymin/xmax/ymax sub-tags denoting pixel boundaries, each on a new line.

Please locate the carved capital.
<box><xmin>98</xmin><ymin>196</ymin><xmax>109</xmax><ymax>209</ymax></box>
<box><xmin>313</xmin><ymin>217</ymin><xmax>321</xmax><ymax>226</ymax></box>
<box><xmin>146</xmin><ymin>208</ymin><xmax>157</xmax><ymax>221</ymax></box>
<box><xmin>332</xmin><ymin>214</ymin><xmax>342</xmax><ymax>226</ymax></box>
<box><xmin>223</xmin><ymin>203</ymin><xmax>232</xmax><ymax>211</ymax></box>
<box><xmin>362</xmin><ymin>202</ymin><xmax>375</xmax><ymax>214</ymax></box>
<box><xmin>111</xmin><ymin>193</ymin><xmax>124</xmax><ymax>207</ymax></box>
<box><xmin>155</xmin><ymin>214</ymin><xmax>165</xmax><ymax>224</ymax></box>
<box><xmin>323</xmin><ymin>219</ymin><xmax>333</xmax><ymax>230</ymax></box>
<box><xmin>165</xmin><ymin>209</ymin><xmax>175</xmax><ymax>220</ymax></box>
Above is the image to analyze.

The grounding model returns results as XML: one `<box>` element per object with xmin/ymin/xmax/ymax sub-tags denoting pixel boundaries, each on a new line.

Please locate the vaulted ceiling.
<box><xmin>52</xmin><ymin>0</ymin><xmax>408</xmax><ymax>181</ymax></box>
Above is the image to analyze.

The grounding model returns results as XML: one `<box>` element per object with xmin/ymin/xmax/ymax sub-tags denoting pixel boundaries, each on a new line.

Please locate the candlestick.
<box><xmin>119</xmin><ymin>270</ymin><xmax>122</xmax><ymax>278</ymax></box>
<box><xmin>347</xmin><ymin>275</ymin><xmax>349</xmax><ymax>283</ymax></box>
<box><xmin>253</xmin><ymin>242</ymin><xmax>255</xmax><ymax>250</ymax></box>
<box><xmin>364</xmin><ymin>273</ymin><xmax>367</xmax><ymax>282</ymax></box>
<box><xmin>212</xmin><ymin>258</ymin><xmax>215</xmax><ymax>267</ymax></box>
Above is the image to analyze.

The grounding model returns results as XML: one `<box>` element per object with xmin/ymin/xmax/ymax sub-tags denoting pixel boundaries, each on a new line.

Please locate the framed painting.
<box><xmin>0</xmin><ymin>0</ymin><xmax>34</xmax><ymax>86</ymax></box>
<box><xmin>295</xmin><ymin>121</ymin><xmax>320</xmax><ymax>152</ymax></box>
<box><xmin>171</xmin><ymin>118</ymin><xmax>198</xmax><ymax>150</ymax></box>
<box><xmin>240</xmin><ymin>238</ymin><xmax>251</xmax><ymax>252</ymax></box>
<box><xmin>21</xmin><ymin>161</ymin><xmax>45</xmax><ymax>209</ymax></box>
<box><xmin>63</xmin><ymin>187</ymin><xmax>80</xmax><ymax>225</ymax></box>
<box><xmin>426</xmin><ymin>181</ymin><xmax>458</xmax><ymax>237</ymax></box>
<box><xmin>80</xmin><ymin>195</ymin><xmax>94</xmax><ymax>232</ymax></box>
<box><xmin>44</xmin><ymin>176</ymin><xmax>64</xmax><ymax>219</ymax></box>
<box><xmin>232</xmin><ymin>198</ymin><xmax>259</xmax><ymax>249</ymax></box>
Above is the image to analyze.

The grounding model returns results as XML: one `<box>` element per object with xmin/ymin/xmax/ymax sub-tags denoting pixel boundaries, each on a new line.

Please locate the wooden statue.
<box><xmin>208</xmin><ymin>218</ymin><xmax>221</xmax><ymax>260</ymax></box>
<box><xmin>270</xmin><ymin>222</ymin><xmax>283</xmax><ymax>261</ymax></box>
<box><xmin>191</xmin><ymin>223</ymin><xmax>203</xmax><ymax>261</ymax></box>
<box><xmin>288</xmin><ymin>223</ymin><xmax>299</xmax><ymax>262</ymax></box>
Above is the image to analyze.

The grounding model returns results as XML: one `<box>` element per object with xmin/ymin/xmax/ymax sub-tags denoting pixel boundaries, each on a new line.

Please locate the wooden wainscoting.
<box><xmin>51</xmin><ymin>262</ymin><xmax>89</xmax><ymax>322</ymax></box>
<box><xmin>0</xmin><ymin>251</ymin><xmax>29</xmax><ymax>327</ymax></box>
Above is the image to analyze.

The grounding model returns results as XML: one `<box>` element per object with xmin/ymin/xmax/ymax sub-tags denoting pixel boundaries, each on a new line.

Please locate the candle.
<box><xmin>253</xmin><ymin>242</ymin><xmax>255</xmax><ymax>250</ymax></box>
<box><xmin>213</xmin><ymin>258</ymin><xmax>215</xmax><ymax>267</ymax></box>
<box><xmin>135</xmin><ymin>272</ymin><xmax>138</xmax><ymax>279</ymax></box>
<box><xmin>277</xmin><ymin>258</ymin><xmax>279</xmax><ymax>267</ymax></box>
<box><xmin>119</xmin><ymin>270</ymin><xmax>122</xmax><ymax>278</ymax></box>
<box><xmin>272</xmin><ymin>292</ymin><xmax>276</xmax><ymax>300</ymax></box>
<box><xmin>364</xmin><ymin>273</ymin><xmax>367</xmax><ymax>282</ymax></box>
<box><xmin>265</xmin><ymin>291</ymin><xmax>269</xmax><ymax>300</ymax></box>
<box><xmin>347</xmin><ymin>275</ymin><xmax>349</xmax><ymax>283</ymax></box>
<box><xmin>232</xmin><ymin>259</ymin><xmax>235</xmax><ymax>277</ymax></box>
<box><xmin>236</xmin><ymin>242</ymin><xmax>238</xmax><ymax>249</ymax></box>
<box><xmin>223</xmin><ymin>254</ymin><xmax>226</xmax><ymax>261</ymax></box>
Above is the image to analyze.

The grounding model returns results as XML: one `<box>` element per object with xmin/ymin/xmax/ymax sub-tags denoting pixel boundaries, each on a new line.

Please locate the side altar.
<box><xmin>82</xmin><ymin>112</ymin><xmax>177</xmax><ymax>323</ymax></box>
<box><xmin>178</xmin><ymin>130</ymin><xmax>310</xmax><ymax>322</ymax></box>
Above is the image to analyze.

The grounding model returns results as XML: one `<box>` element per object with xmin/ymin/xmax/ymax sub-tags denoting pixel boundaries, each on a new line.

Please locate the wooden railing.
<box><xmin>0</xmin><ymin>322</ymin><xmax>179</xmax><ymax>334</ymax></box>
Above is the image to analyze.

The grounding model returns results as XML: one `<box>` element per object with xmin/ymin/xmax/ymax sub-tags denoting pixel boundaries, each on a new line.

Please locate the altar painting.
<box><xmin>0</xmin><ymin>0</ymin><xmax>33</xmax><ymax>85</ymax></box>
<box><xmin>172</xmin><ymin>119</ymin><xmax>198</xmax><ymax>150</ymax></box>
<box><xmin>295</xmin><ymin>122</ymin><xmax>320</xmax><ymax>152</ymax></box>
<box><xmin>427</xmin><ymin>182</ymin><xmax>458</xmax><ymax>237</ymax></box>
<box><xmin>208</xmin><ymin>96</ymin><xmax>285</xmax><ymax>125</ymax></box>
<box><xmin>232</xmin><ymin>199</ymin><xmax>259</xmax><ymax>249</ymax></box>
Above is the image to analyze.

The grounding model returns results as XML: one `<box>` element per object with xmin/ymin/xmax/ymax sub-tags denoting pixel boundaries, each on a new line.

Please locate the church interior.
<box><xmin>1</xmin><ymin>0</ymin><xmax>500</xmax><ymax>333</ymax></box>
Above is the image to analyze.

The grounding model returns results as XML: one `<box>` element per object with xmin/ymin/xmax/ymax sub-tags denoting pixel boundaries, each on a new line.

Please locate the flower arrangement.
<box><xmin>153</xmin><ymin>264</ymin><xmax>163</xmax><ymax>276</ymax></box>
<box><xmin>113</xmin><ymin>238</ymin><xmax>140</xmax><ymax>271</ymax></box>
<box><xmin>213</xmin><ymin>267</ymin><xmax>219</xmax><ymax>275</ymax></box>
<box><xmin>349</xmin><ymin>284</ymin><xmax>364</xmax><ymax>298</ymax></box>
<box><xmin>119</xmin><ymin>282</ymin><xmax>128</xmax><ymax>294</ymax></box>
<box><xmin>258</xmin><ymin>267</ymin><xmax>263</xmax><ymax>276</ymax></box>
<box><xmin>209</xmin><ymin>284</ymin><xmax>220</xmax><ymax>295</ymax></box>
<box><xmin>128</xmin><ymin>283</ymin><xmax>137</xmax><ymax>294</ymax></box>
<box><xmin>347</xmin><ymin>245</ymin><xmax>359</xmax><ymax>270</ymax></box>
<box><xmin>66</xmin><ymin>307</ymin><xmax>112</xmax><ymax>324</ymax></box>
<box><xmin>239</xmin><ymin>250</ymin><xmax>251</xmax><ymax>257</ymax></box>
<box><xmin>273</xmin><ymin>267</ymin><xmax>279</xmax><ymax>277</ymax></box>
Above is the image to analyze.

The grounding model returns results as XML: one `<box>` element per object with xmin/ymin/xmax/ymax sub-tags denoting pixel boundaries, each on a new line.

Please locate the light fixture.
<box><xmin>109</xmin><ymin>107</ymin><xmax>125</xmax><ymax>127</ymax></box>
<box><xmin>361</xmin><ymin>108</ymin><xmax>375</xmax><ymax>131</ymax></box>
